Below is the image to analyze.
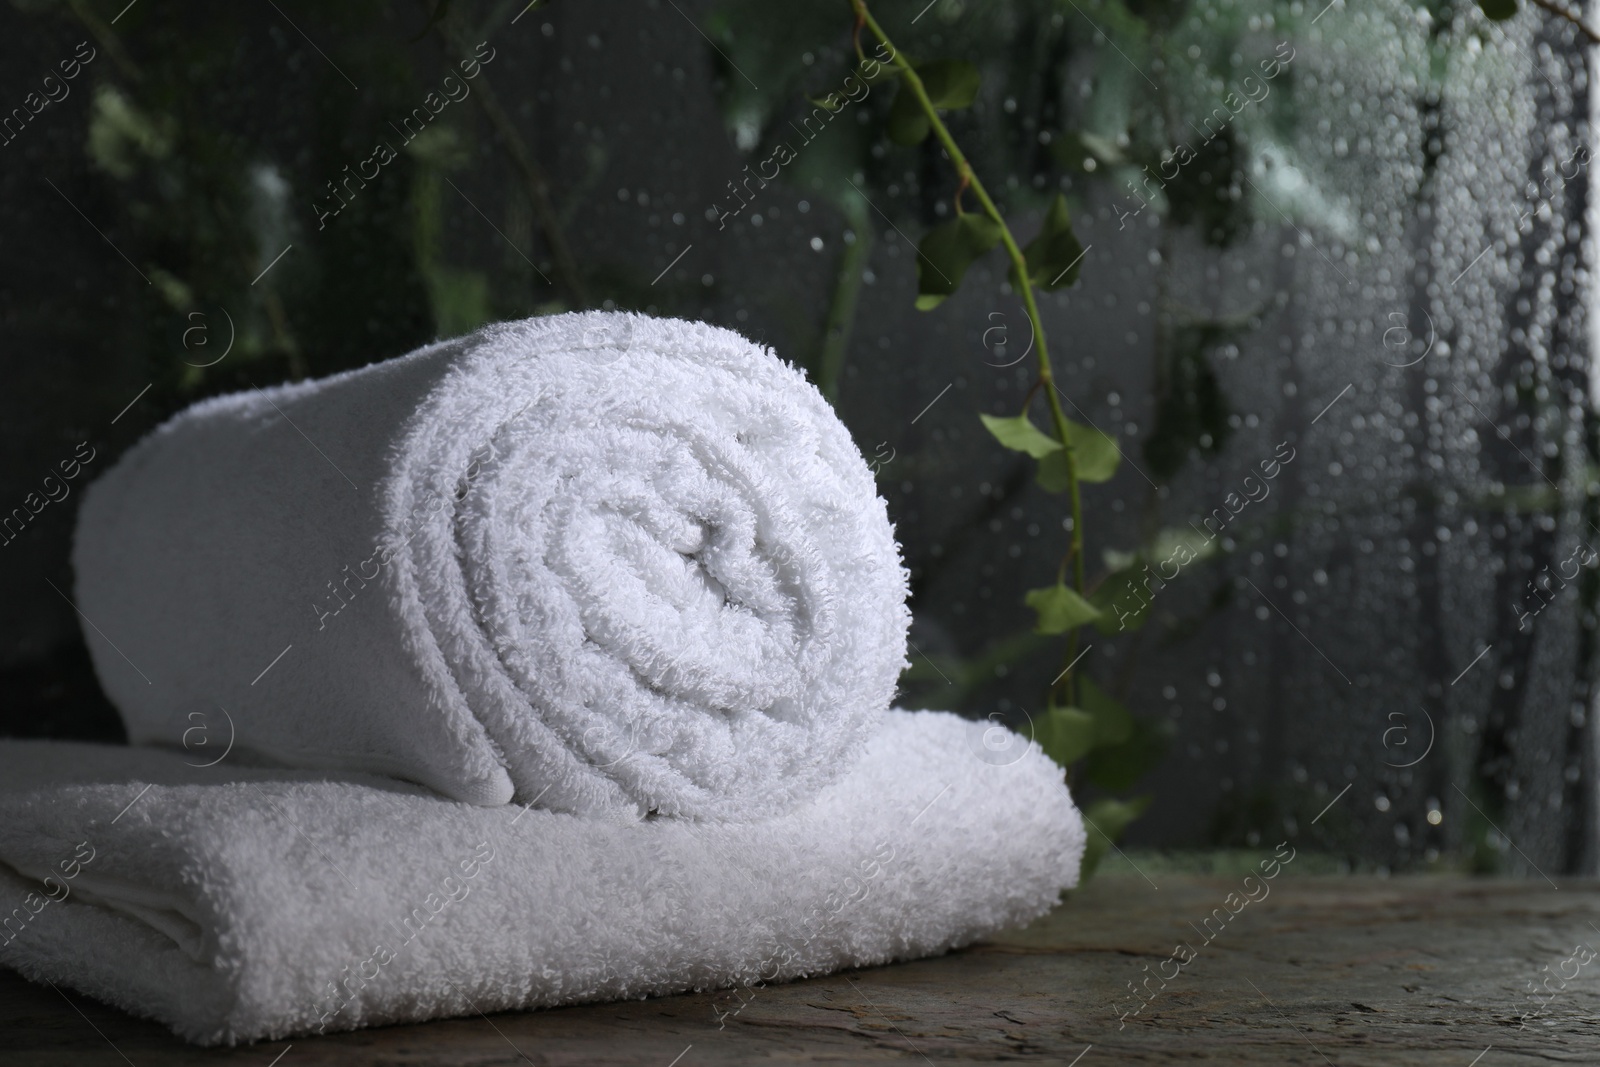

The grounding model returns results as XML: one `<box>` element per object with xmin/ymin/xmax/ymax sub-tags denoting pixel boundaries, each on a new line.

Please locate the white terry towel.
<box><xmin>74</xmin><ymin>313</ymin><xmax>911</xmax><ymax>818</ymax></box>
<box><xmin>0</xmin><ymin>710</ymin><xmax>1082</xmax><ymax>1045</ymax></box>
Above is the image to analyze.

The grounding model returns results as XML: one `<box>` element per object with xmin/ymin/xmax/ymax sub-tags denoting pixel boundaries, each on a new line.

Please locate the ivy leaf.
<box><xmin>1079</xmin><ymin>795</ymin><xmax>1152</xmax><ymax>882</ymax></box>
<box><xmin>1476</xmin><ymin>0</ymin><xmax>1517</xmax><ymax>18</ymax></box>
<box><xmin>915</xmin><ymin>214</ymin><xmax>1003</xmax><ymax>309</ymax></box>
<box><xmin>916</xmin><ymin>58</ymin><xmax>981</xmax><ymax>109</ymax></box>
<box><xmin>1035</xmin><ymin>451</ymin><xmax>1070</xmax><ymax>492</ymax></box>
<box><xmin>1035</xmin><ymin>452</ymin><xmax>1066</xmax><ymax>492</ymax></box>
<box><xmin>1049</xmin><ymin>131</ymin><xmax>1126</xmax><ymax>177</ymax></box>
<box><xmin>1080</xmin><ymin>676</ymin><xmax>1134</xmax><ymax>746</ymax></box>
<box><xmin>1148</xmin><ymin>525</ymin><xmax>1221</xmax><ymax>567</ymax></box>
<box><xmin>1024</xmin><ymin>582</ymin><xmax>1102</xmax><ymax>634</ymax></box>
<box><xmin>979</xmin><ymin>412</ymin><xmax>1061</xmax><ymax>459</ymax></box>
<box><xmin>1089</xmin><ymin>564</ymin><xmax>1152</xmax><ymax>634</ymax></box>
<box><xmin>1036</xmin><ymin>420</ymin><xmax>1121</xmax><ymax>491</ymax></box>
<box><xmin>1103</xmin><ymin>528</ymin><xmax>1217</xmax><ymax>576</ymax></box>
<box><xmin>887</xmin><ymin>86</ymin><xmax>930</xmax><ymax>145</ymax></box>
<box><xmin>1054</xmin><ymin>130</ymin><xmax>1125</xmax><ymax>174</ymax></box>
<box><xmin>1089</xmin><ymin>528</ymin><xmax>1219</xmax><ymax>635</ymax></box>
<box><xmin>982</xmin><ymin>412</ymin><xmax>1118</xmax><ymax>493</ymax></box>
<box><xmin>1085</xmin><ymin>716</ymin><xmax>1175</xmax><ymax>792</ymax></box>
<box><xmin>885</xmin><ymin>59</ymin><xmax>980</xmax><ymax>146</ymax></box>
<box><xmin>1020</xmin><ymin>193</ymin><xmax>1087</xmax><ymax>291</ymax></box>
<box><xmin>1073</xmin><ymin>422</ymin><xmax>1120</xmax><ymax>482</ymax></box>
<box><xmin>1028</xmin><ymin>705</ymin><xmax>1096</xmax><ymax>768</ymax></box>
<box><xmin>1078</xmin><ymin>130</ymin><xmax>1126</xmax><ymax>166</ymax></box>
<box><xmin>857</xmin><ymin>52</ymin><xmax>901</xmax><ymax>85</ymax></box>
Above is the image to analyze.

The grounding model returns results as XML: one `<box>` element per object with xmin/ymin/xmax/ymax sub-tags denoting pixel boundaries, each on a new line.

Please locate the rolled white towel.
<box><xmin>74</xmin><ymin>313</ymin><xmax>910</xmax><ymax>817</ymax></box>
<box><xmin>0</xmin><ymin>710</ymin><xmax>1083</xmax><ymax>1045</ymax></box>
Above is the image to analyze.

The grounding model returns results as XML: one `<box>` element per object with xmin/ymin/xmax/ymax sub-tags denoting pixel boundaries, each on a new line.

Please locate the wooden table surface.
<box><xmin>5</xmin><ymin>871</ymin><xmax>1598</xmax><ymax>1065</ymax></box>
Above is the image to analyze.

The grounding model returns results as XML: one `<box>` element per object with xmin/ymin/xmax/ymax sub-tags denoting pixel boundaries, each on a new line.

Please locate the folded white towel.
<box><xmin>74</xmin><ymin>313</ymin><xmax>910</xmax><ymax>818</ymax></box>
<box><xmin>0</xmin><ymin>710</ymin><xmax>1081</xmax><ymax>1045</ymax></box>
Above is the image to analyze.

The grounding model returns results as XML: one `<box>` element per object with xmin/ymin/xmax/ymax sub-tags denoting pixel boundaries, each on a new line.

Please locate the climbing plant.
<box><xmin>697</xmin><ymin>0</ymin><xmax>1594</xmax><ymax>877</ymax></box>
<box><xmin>846</xmin><ymin>0</ymin><xmax>1171</xmax><ymax>879</ymax></box>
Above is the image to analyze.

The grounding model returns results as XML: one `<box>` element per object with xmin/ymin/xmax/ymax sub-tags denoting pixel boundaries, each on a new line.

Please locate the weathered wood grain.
<box><xmin>4</xmin><ymin>874</ymin><xmax>1599</xmax><ymax>1064</ymax></box>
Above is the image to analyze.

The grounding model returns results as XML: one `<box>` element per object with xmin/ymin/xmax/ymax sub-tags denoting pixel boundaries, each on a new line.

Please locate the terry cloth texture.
<box><xmin>0</xmin><ymin>710</ymin><xmax>1083</xmax><ymax>1045</ymax></box>
<box><xmin>73</xmin><ymin>313</ymin><xmax>911</xmax><ymax>818</ymax></box>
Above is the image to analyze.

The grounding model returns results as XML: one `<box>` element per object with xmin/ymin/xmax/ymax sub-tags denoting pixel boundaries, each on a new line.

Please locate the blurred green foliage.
<box><xmin>16</xmin><ymin>0</ymin><xmax>1577</xmax><ymax>875</ymax></box>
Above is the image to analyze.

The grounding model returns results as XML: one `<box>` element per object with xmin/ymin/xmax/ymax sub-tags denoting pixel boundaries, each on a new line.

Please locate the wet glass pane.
<box><xmin>0</xmin><ymin>0</ymin><xmax>1592</xmax><ymax>878</ymax></box>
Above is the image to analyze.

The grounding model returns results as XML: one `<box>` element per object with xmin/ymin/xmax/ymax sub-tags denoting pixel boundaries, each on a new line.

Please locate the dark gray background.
<box><xmin>0</xmin><ymin>0</ymin><xmax>1590</xmax><ymax>875</ymax></box>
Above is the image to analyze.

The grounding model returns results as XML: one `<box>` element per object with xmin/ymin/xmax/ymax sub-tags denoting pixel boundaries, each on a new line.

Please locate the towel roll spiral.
<box><xmin>74</xmin><ymin>313</ymin><xmax>910</xmax><ymax>819</ymax></box>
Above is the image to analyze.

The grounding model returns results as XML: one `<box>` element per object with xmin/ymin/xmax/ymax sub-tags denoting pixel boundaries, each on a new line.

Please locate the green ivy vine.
<box><xmin>850</xmin><ymin>0</ymin><xmax>1163</xmax><ymax>880</ymax></box>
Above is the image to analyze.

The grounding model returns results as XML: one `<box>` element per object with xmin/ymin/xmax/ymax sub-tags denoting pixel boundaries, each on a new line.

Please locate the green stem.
<box><xmin>816</xmin><ymin>196</ymin><xmax>873</xmax><ymax>402</ymax></box>
<box><xmin>852</xmin><ymin>0</ymin><xmax>1086</xmax><ymax>703</ymax></box>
